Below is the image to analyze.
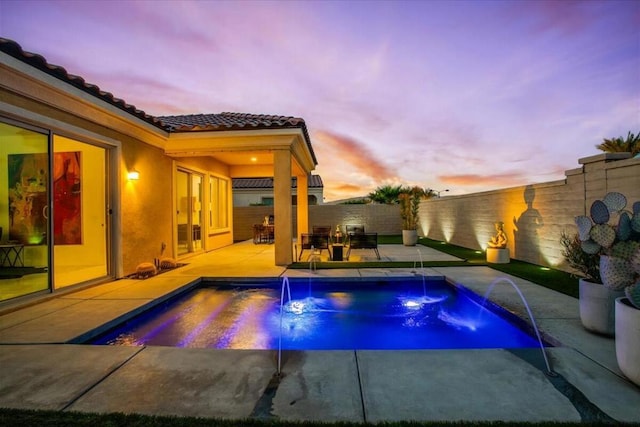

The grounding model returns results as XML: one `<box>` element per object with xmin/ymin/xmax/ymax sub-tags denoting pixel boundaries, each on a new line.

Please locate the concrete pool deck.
<box><xmin>0</xmin><ymin>241</ymin><xmax>639</xmax><ymax>423</ymax></box>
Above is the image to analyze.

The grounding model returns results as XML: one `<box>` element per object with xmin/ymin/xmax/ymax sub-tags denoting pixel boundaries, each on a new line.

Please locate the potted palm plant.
<box><xmin>399</xmin><ymin>186</ymin><xmax>423</xmax><ymax>246</ymax></box>
<box><xmin>573</xmin><ymin>192</ymin><xmax>640</xmax><ymax>386</ymax></box>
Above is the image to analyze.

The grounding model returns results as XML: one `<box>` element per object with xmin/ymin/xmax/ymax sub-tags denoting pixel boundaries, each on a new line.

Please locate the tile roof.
<box><xmin>158</xmin><ymin>113</ymin><xmax>317</xmax><ymax>164</ymax></box>
<box><xmin>157</xmin><ymin>113</ymin><xmax>305</xmax><ymax>132</ymax></box>
<box><xmin>0</xmin><ymin>38</ymin><xmax>317</xmax><ymax>165</ymax></box>
<box><xmin>233</xmin><ymin>175</ymin><xmax>323</xmax><ymax>189</ymax></box>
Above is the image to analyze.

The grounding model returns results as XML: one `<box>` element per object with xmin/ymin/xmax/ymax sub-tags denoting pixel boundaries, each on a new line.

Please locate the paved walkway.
<box><xmin>0</xmin><ymin>242</ymin><xmax>639</xmax><ymax>423</ymax></box>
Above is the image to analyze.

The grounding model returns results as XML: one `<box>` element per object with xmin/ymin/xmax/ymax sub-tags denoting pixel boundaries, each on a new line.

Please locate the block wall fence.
<box><xmin>233</xmin><ymin>204</ymin><xmax>403</xmax><ymax>242</ymax></box>
<box><xmin>233</xmin><ymin>154</ymin><xmax>639</xmax><ymax>271</ymax></box>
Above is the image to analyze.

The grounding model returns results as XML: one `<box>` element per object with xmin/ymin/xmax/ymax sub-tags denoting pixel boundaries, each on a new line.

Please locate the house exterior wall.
<box><xmin>233</xmin><ymin>188</ymin><xmax>324</xmax><ymax>206</ymax></box>
<box><xmin>1</xmin><ymin>82</ymin><xmax>234</xmax><ymax>277</ymax></box>
<box><xmin>120</xmin><ymin>137</ymin><xmax>175</xmax><ymax>274</ymax></box>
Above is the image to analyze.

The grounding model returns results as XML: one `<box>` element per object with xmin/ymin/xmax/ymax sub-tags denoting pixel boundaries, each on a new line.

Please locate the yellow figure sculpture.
<box><xmin>488</xmin><ymin>221</ymin><xmax>508</xmax><ymax>249</ymax></box>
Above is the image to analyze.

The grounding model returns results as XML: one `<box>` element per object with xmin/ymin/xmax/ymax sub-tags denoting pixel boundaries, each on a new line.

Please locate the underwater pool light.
<box><xmin>403</xmin><ymin>300</ymin><xmax>422</xmax><ymax>309</ymax></box>
<box><xmin>285</xmin><ymin>300</ymin><xmax>307</xmax><ymax>315</ymax></box>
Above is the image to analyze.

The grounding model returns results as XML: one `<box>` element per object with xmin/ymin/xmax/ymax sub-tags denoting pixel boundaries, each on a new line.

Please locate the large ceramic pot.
<box><xmin>402</xmin><ymin>229</ymin><xmax>418</xmax><ymax>246</ymax></box>
<box><xmin>615</xmin><ymin>297</ymin><xmax>640</xmax><ymax>386</ymax></box>
<box><xmin>579</xmin><ymin>279</ymin><xmax>624</xmax><ymax>336</ymax></box>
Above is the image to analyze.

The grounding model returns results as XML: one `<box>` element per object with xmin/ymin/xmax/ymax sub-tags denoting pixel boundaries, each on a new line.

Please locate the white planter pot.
<box><xmin>402</xmin><ymin>230</ymin><xmax>418</xmax><ymax>246</ymax></box>
<box><xmin>579</xmin><ymin>279</ymin><xmax>624</xmax><ymax>336</ymax></box>
<box><xmin>615</xmin><ymin>297</ymin><xmax>640</xmax><ymax>386</ymax></box>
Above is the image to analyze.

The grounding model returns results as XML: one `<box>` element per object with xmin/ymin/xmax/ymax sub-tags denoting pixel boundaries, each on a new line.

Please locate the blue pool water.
<box><xmin>89</xmin><ymin>277</ymin><xmax>542</xmax><ymax>350</ymax></box>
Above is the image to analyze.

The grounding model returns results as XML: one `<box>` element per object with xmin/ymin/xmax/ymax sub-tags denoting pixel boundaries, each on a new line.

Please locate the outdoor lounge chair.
<box><xmin>346</xmin><ymin>232</ymin><xmax>380</xmax><ymax>260</ymax></box>
<box><xmin>299</xmin><ymin>226</ymin><xmax>332</xmax><ymax>261</ymax></box>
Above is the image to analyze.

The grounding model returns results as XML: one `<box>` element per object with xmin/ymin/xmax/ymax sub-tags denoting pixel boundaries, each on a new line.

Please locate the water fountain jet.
<box><xmin>278</xmin><ymin>276</ymin><xmax>292</xmax><ymax>374</ymax></box>
<box><xmin>480</xmin><ymin>277</ymin><xmax>556</xmax><ymax>377</ymax></box>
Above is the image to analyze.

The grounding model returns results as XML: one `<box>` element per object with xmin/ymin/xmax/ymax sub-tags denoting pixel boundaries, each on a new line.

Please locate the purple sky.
<box><xmin>1</xmin><ymin>0</ymin><xmax>638</xmax><ymax>201</ymax></box>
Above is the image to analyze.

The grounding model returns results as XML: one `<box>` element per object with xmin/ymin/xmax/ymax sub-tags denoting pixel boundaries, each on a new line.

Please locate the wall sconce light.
<box><xmin>127</xmin><ymin>169</ymin><xmax>140</xmax><ymax>180</ymax></box>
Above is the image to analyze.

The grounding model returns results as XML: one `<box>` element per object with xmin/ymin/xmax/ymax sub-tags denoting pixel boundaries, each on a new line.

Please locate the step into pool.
<box><xmin>89</xmin><ymin>277</ymin><xmax>545</xmax><ymax>350</ymax></box>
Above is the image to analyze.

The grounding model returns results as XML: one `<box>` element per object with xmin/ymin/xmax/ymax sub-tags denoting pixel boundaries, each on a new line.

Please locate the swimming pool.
<box><xmin>89</xmin><ymin>277</ymin><xmax>543</xmax><ymax>350</ymax></box>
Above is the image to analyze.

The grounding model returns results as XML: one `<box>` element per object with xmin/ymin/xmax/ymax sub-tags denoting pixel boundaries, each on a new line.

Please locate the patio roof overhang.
<box><xmin>164</xmin><ymin>128</ymin><xmax>316</xmax><ymax>178</ymax></box>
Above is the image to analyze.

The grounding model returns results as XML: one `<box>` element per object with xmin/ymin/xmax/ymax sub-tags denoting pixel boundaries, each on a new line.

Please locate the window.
<box><xmin>209</xmin><ymin>175</ymin><xmax>229</xmax><ymax>230</ymax></box>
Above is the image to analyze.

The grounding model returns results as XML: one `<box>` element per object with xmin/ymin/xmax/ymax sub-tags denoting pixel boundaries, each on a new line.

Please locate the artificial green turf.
<box><xmin>417</xmin><ymin>237</ymin><xmax>486</xmax><ymax>263</ymax></box>
<box><xmin>0</xmin><ymin>408</ymin><xmax>620</xmax><ymax>427</ymax></box>
<box><xmin>418</xmin><ymin>237</ymin><xmax>579</xmax><ymax>298</ymax></box>
<box><xmin>290</xmin><ymin>236</ymin><xmax>579</xmax><ymax>299</ymax></box>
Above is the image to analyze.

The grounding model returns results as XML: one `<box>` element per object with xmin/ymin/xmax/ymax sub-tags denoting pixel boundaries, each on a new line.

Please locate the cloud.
<box><xmin>313</xmin><ymin>130</ymin><xmax>396</xmax><ymax>181</ymax></box>
<box><xmin>506</xmin><ymin>0</ymin><xmax>597</xmax><ymax>36</ymax></box>
<box><xmin>322</xmin><ymin>183</ymin><xmax>370</xmax><ymax>202</ymax></box>
<box><xmin>334</xmin><ymin>183</ymin><xmax>365</xmax><ymax>193</ymax></box>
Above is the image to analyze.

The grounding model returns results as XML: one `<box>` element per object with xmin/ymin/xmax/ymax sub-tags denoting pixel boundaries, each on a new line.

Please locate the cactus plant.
<box><xmin>574</xmin><ymin>192</ymin><xmax>640</xmax><ymax>309</ymax></box>
<box><xmin>626</xmin><ymin>281</ymin><xmax>640</xmax><ymax>308</ymax></box>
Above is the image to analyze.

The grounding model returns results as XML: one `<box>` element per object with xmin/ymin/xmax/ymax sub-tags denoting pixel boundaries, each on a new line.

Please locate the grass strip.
<box><xmin>417</xmin><ymin>237</ymin><xmax>486</xmax><ymax>262</ymax></box>
<box><xmin>487</xmin><ymin>260</ymin><xmax>578</xmax><ymax>298</ymax></box>
<box><xmin>418</xmin><ymin>237</ymin><xmax>578</xmax><ymax>297</ymax></box>
<box><xmin>0</xmin><ymin>408</ymin><xmax>612</xmax><ymax>427</ymax></box>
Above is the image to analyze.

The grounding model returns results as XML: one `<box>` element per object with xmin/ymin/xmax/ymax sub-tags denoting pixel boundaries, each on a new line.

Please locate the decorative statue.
<box><xmin>488</xmin><ymin>221</ymin><xmax>508</xmax><ymax>249</ymax></box>
<box><xmin>334</xmin><ymin>224</ymin><xmax>342</xmax><ymax>243</ymax></box>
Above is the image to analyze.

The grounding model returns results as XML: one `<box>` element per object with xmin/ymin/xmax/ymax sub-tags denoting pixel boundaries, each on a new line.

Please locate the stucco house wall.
<box><xmin>233</xmin><ymin>187</ymin><xmax>324</xmax><ymax>206</ymax></box>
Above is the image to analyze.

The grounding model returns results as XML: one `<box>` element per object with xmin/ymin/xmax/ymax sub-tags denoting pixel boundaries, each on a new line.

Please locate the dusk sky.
<box><xmin>1</xmin><ymin>0</ymin><xmax>638</xmax><ymax>201</ymax></box>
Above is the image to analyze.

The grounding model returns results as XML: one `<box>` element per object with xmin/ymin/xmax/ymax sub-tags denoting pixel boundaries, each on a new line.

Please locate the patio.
<box><xmin>0</xmin><ymin>241</ymin><xmax>639</xmax><ymax>423</ymax></box>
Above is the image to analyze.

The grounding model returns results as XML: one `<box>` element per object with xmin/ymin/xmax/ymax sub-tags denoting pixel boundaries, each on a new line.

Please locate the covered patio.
<box><xmin>160</xmin><ymin>113</ymin><xmax>319</xmax><ymax>266</ymax></box>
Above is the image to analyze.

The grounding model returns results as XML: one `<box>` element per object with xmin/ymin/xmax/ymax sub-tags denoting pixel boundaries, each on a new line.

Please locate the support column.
<box><xmin>296</xmin><ymin>174</ymin><xmax>309</xmax><ymax>243</ymax></box>
<box><xmin>273</xmin><ymin>150</ymin><xmax>293</xmax><ymax>266</ymax></box>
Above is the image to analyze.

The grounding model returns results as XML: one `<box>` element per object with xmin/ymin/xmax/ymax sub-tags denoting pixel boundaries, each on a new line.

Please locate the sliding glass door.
<box><xmin>0</xmin><ymin>121</ymin><xmax>50</xmax><ymax>302</ymax></box>
<box><xmin>176</xmin><ymin>169</ymin><xmax>203</xmax><ymax>256</ymax></box>
<box><xmin>52</xmin><ymin>135</ymin><xmax>109</xmax><ymax>288</ymax></box>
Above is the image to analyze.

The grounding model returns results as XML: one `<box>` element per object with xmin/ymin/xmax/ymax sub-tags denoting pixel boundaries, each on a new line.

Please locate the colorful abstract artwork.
<box><xmin>8</xmin><ymin>152</ymin><xmax>82</xmax><ymax>245</ymax></box>
<box><xmin>53</xmin><ymin>152</ymin><xmax>82</xmax><ymax>244</ymax></box>
<box><xmin>8</xmin><ymin>153</ymin><xmax>48</xmax><ymax>245</ymax></box>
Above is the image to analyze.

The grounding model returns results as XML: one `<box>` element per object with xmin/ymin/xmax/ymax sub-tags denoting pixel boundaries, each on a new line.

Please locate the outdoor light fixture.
<box><xmin>429</xmin><ymin>188</ymin><xmax>450</xmax><ymax>198</ymax></box>
<box><xmin>127</xmin><ymin>169</ymin><xmax>140</xmax><ymax>180</ymax></box>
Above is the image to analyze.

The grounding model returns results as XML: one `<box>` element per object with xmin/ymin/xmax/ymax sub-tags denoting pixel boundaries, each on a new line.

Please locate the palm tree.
<box><xmin>368</xmin><ymin>185</ymin><xmax>404</xmax><ymax>204</ymax></box>
<box><xmin>596</xmin><ymin>131</ymin><xmax>640</xmax><ymax>156</ymax></box>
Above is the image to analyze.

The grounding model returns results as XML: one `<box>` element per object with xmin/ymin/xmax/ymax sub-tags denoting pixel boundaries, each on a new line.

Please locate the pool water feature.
<box><xmin>89</xmin><ymin>277</ymin><xmax>545</xmax><ymax>350</ymax></box>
